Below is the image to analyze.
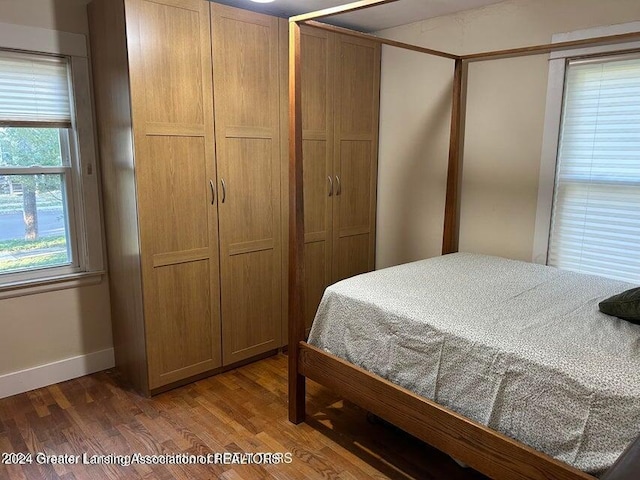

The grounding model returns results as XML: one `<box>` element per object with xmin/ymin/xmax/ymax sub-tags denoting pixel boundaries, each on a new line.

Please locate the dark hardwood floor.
<box><xmin>0</xmin><ymin>354</ymin><xmax>487</xmax><ymax>480</ymax></box>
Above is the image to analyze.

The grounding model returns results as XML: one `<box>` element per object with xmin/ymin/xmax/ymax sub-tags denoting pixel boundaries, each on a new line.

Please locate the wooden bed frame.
<box><xmin>287</xmin><ymin>1</ymin><xmax>640</xmax><ymax>479</ymax></box>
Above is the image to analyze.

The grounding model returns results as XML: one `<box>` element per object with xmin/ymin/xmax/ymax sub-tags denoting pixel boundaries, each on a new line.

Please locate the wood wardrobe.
<box><xmin>300</xmin><ymin>26</ymin><xmax>381</xmax><ymax>331</ymax></box>
<box><xmin>88</xmin><ymin>0</ymin><xmax>380</xmax><ymax>395</ymax></box>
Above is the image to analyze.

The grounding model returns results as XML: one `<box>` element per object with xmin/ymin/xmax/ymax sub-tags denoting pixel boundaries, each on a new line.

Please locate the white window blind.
<box><xmin>0</xmin><ymin>50</ymin><xmax>71</xmax><ymax>127</ymax></box>
<box><xmin>548</xmin><ymin>54</ymin><xmax>640</xmax><ymax>284</ymax></box>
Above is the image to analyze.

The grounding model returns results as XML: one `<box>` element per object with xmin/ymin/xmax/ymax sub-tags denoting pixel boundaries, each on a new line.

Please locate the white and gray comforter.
<box><xmin>307</xmin><ymin>253</ymin><xmax>640</xmax><ymax>475</ymax></box>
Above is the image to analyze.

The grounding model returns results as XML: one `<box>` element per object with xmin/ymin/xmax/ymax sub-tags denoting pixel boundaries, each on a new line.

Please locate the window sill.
<box><xmin>0</xmin><ymin>270</ymin><xmax>106</xmax><ymax>300</ymax></box>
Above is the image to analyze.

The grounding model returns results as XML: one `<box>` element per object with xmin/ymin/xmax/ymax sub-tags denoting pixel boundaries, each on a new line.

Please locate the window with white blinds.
<box><xmin>0</xmin><ymin>26</ymin><xmax>103</xmax><ymax>296</ymax></box>
<box><xmin>0</xmin><ymin>50</ymin><xmax>71</xmax><ymax>127</ymax></box>
<box><xmin>548</xmin><ymin>53</ymin><xmax>640</xmax><ymax>284</ymax></box>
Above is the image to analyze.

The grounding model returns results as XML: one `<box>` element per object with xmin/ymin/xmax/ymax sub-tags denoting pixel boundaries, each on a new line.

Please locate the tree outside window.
<box><xmin>0</xmin><ymin>128</ymin><xmax>63</xmax><ymax>240</ymax></box>
<box><xmin>0</xmin><ymin>127</ymin><xmax>71</xmax><ymax>273</ymax></box>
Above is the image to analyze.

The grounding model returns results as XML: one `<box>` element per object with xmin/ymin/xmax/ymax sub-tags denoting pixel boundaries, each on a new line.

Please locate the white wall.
<box><xmin>0</xmin><ymin>0</ymin><xmax>90</xmax><ymax>35</ymax></box>
<box><xmin>0</xmin><ymin>0</ymin><xmax>113</xmax><ymax>387</ymax></box>
<box><xmin>375</xmin><ymin>0</ymin><xmax>640</xmax><ymax>268</ymax></box>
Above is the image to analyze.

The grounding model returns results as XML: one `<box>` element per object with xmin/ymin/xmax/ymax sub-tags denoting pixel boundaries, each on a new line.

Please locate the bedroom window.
<box><xmin>0</xmin><ymin>48</ymin><xmax>104</xmax><ymax>291</ymax></box>
<box><xmin>547</xmin><ymin>53</ymin><xmax>640</xmax><ymax>284</ymax></box>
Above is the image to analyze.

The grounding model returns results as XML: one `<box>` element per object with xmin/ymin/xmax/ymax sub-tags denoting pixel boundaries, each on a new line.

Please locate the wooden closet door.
<box><xmin>332</xmin><ymin>34</ymin><xmax>381</xmax><ymax>283</ymax></box>
<box><xmin>301</xmin><ymin>26</ymin><xmax>334</xmax><ymax>333</ymax></box>
<box><xmin>211</xmin><ymin>4</ymin><xmax>282</xmax><ymax>365</ymax></box>
<box><xmin>125</xmin><ymin>0</ymin><xmax>221</xmax><ymax>389</ymax></box>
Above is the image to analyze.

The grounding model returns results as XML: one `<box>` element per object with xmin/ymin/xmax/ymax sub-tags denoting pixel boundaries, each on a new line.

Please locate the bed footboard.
<box><xmin>298</xmin><ymin>341</ymin><xmax>596</xmax><ymax>480</ymax></box>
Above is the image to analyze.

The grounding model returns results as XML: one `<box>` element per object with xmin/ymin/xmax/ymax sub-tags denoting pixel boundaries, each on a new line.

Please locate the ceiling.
<box><xmin>212</xmin><ymin>0</ymin><xmax>506</xmax><ymax>32</ymax></box>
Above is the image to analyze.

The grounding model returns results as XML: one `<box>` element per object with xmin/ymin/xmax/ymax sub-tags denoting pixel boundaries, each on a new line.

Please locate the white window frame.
<box><xmin>0</xmin><ymin>23</ymin><xmax>105</xmax><ymax>298</ymax></box>
<box><xmin>532</xmin><ymin>21</ymin><xmax>640</xmax><ymax>265</ymax></box>
<box><xmin>0</xmin><ymin>127</ymin><xmax>80</xmax><ymax>281</ymax></box>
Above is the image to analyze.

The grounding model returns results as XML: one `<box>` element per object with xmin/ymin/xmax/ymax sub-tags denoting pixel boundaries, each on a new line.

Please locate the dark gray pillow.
<box><xmin>599</xmin><ymin>287</ymin><xmax>640</xmax><ymax>325</ymax></box>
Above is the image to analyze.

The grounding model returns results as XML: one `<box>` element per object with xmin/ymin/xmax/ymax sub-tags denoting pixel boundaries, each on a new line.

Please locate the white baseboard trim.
<box><xmin>0</xmin><ymin>348</ymin><xmax>115</xmax><ymax>399</ymax></box>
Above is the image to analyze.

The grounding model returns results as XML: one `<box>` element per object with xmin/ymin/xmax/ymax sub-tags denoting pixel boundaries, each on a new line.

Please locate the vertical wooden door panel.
<box><xmin>226</xmin><ymin>250</ymin><xmax>278</xmax><ymax>357</ymax></box>
<box><xmin>138</xmin><ymin>0</ymin><xmax>204</xmax><ymax>126</ymax></box>
<box><xmin>219</xmin><ymin>138</ymin><xmax>275</xmax><ymax>249</ymax></box>
<box><xmin>148</xmin><ymin>261</ymin><xmax>213</xmax><ymax>376</ymax></box>
<box><xmin>332</xmin><ymin>34</ymin><xmax>380</xmax><ymax>283</ymax></box>
<box><xmin>303</xmin><ymin>241</ymin><xmax>329</xmax><ymax>332</ymax></box>
<box><xmin>338</xmin><ymin>42</ymin><xmax>375</xmax><ymax>136</ymax></box>
<box><xmin>338</xmin><ymin>141</ymin><xmax>373</xmax><ymax>232</ymax></box>
<box><xmin>302</xmin><ymin>31</ymin><xmax>329</xmax><ymax>132</ymax></box>
<box><xmin>303</xmin><ymin>140</ymin><xmax>329</xmax><ymax>235</ymax></box>
<box><xmin>301</xmin><ymin>26</ymin><xmax>333</xmax><ymax>332</ymax></box>
<box><xmin>214</xmin><ymin>17</ymin><xmax>271</xmax><ymax>128</ymax></box>
<box><xmin>212</xmin><ymin>4</ymin><xmax>282</xmax><ymax>365</ymax></box>
<box><xmin>333</xmin><ymin>235</ymin><xmax>371</xmax><ymax>282</ymax></box>
<box><xmin>142</xmin><ymin>137</ymin><xmax>209</xmax><ymax>254</ymax></box>
<box><xmin>126</xmin><ymin>0</ymin><xmax>221</xmax><ymax>389</ymax></box>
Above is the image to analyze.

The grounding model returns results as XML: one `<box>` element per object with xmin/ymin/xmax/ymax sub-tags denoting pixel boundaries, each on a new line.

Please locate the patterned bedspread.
<box><xmin>307</xmin><ymin>253</ymin><xmax>640</xmax><ymax>475</ymax></box>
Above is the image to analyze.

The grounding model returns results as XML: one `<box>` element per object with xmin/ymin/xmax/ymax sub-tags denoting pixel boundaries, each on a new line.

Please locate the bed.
<box><xmin>307</xmin><ymin>253</ymin><xmax>640</xmax><ymax>476</ymax></box>
<box><xmin>287</xmin><ymin>1</ymin><xmax>640</xmax><ymax>479</ymax></box>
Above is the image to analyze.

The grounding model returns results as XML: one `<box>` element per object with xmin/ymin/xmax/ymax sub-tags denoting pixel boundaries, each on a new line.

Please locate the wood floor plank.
<box><xmin>26</xmin><ymin>391</ymin><xmax>51</xmax><ymax>419</ymax></box>
<box><xmin>47</xmin><ymin>386</ymin><xmax>72</xmax><ymax>410</ymax></box>
<box><xmin>0</xmin><ymin>354</ymin><xmax>486</xmax><ymax>480</ymax></box>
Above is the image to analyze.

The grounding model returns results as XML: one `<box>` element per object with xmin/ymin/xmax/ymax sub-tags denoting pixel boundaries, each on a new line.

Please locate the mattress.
<box><xmin>307</xmin><ymin>253</ymin><xmax>640</xmax><ymax>475</ymax></box>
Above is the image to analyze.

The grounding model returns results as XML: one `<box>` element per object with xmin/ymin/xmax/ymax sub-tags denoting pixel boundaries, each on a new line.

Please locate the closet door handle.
<box><xmin>221</xmin><ymin>178</ymin><xmax>226</xmax><ymax>203</ymax></box>
<box><xmin>335</xmin><ymin>175</ymin><xmax>341</xmax><ymax>196</ymax></box>
<box><xmin>328</xmin><ymin>176</ymin><xmax>333</xmax><ymax>197</ymax></box>
<box><xmin>209</xmin><ymin>179</ymin><xmax>215</xmax><ymax>205</ymax></box>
